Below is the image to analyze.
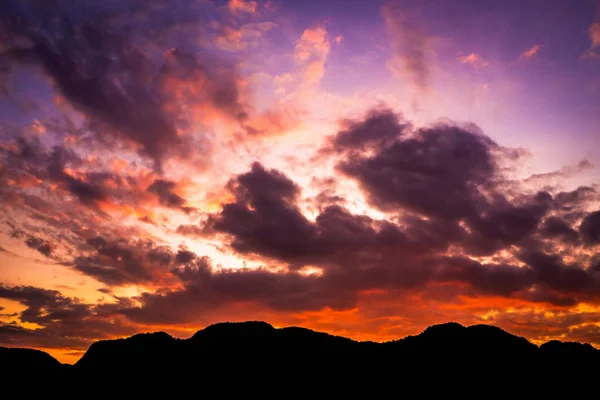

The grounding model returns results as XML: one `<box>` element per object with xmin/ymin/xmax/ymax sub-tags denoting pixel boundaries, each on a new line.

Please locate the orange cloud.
<box><xmin>295</xmin><ymin>26</ymin><xmax>331</xmax><ymax>86</ymax></box>
<box><xmin>589</xmin><ymin>23</ymin><xmax>600</xmax><ymax>50</ymax></box>
<box><xmin>521</xmin><ymin>44</ymin><xmax>542</xmax><ymax>58</ymax></box>
<box><xmin>457</xmin><ymin>53</ymin><xmax>489</xmax><ymax>68</ymax></box>
<box><xmin>228</xmin><ymin>0</ymin><xmax>257</xmax><ymax>15</ymax></box>
<box><xmin>243</xmin><ymin>106</ymin><xmax>301</xmax><ymax>136</ymax></box>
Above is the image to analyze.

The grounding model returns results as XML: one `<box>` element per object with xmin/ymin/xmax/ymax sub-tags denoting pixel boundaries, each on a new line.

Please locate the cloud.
<box><xmin>295</xmin><ymin>26</ymin><xmax>331</xmax><ymax>86</ymax></box>
<box><xmin>205</xmin><ymin>162</ymin><xmax>317</xmax><ymax>263</ymax></box>
<box><xmin>72</xmin><ymin>236</ymin><xmax>177</xmax><ymax>286</ymax></box>
<box><xmin>0</xmin><ymin>284</ymin><xmax>138</xmax><ymax>350</ymax></box>
<box><xmin>523</xmin><ymin>159</ymin><xmax>594</xmax><ymax>185</ymax></box>
<box><xmin>120</xmin><ymin>248</ymin><xmax>541</xmax><ymax>325</ymax></box>
<box><xmin>588</xmin><ymin>23</ymin><xmax>600</xmax><ymax>52</ymax></box>
<box><xmin>333</xmin><ymin>114</ymin><xmax>499</xmax><ymax>221</ymax></box>
<box><xmin>0</xmin><ymin>0</ymin><xmax>248</xmax><ymax>172</ymax></box>
<box><xmin>242</xmin><ymin>105</ymin><xmax>301</xmax><ymax>136</ymax></box>
<box><xmin>215</xmin><ymin>22</ymin><xmax>278</xmax><ymax>52</ymax></box>
<box><xmin>381</xmin><ymin>3</ymin><xmax>432</xmax><ymax>90</ymax></box>
<box><xmin>176</xmin><ymin>224</ymin><xmax>207</xmax><ymax>238</ymax></box>
<box><xmin>191</xmin><ymin>107</ymin><xmax>600</xmax><ymax>316</ymax></box>
<box><xmin>206</xmin><ymin>162</ymin><xmax>466</xmax><ymax>268</ymax></box>
<box><xmin>580</xmin><ymin>211</ymin><xmax>600</xmax><ymax>245</ymax></box>
<box><xmin>147</xmin><ymin>179</ymin><xmax>194</xmax><ymax>213</ymax></box>
<box><xmin>2</xmin><ymin>141</ymin><xmax>112</xmax><ymax>212</ymax></box>
<box><xmin>521</xmin><ymin>44</ymin><xmax>542</xmax><ymax>58</ymax></box>
<box><xmin>457</xmin><ymin>53</ymin><xmax>489</xmax><ymax>69</ymax></box>
<box><xmin>328</xmin><ymin>109</ymin><xmax>589</xmax><ymax>258</ymax></box>
<box><xmin>583</xmin><ymin>1</ymin><xmax>600</xmax><ymax>59</ymax></box>
<box><xmin>322</xmin><ymin>107</ymin><xmax>411</xmax><ymax>154</ymax></box>
<box><xmin>122</xmin><ymin>260</ymin><xmax>350</xmax><ymax>324</ymax></box>
<box><xmin>123</xmin><ymin>211</ymin><xmax>600</xmax><ymax>326</ymax></box>
<box><xmin>25</xmin><ymin>236</ymin><xmax>52</xmax><ymax>257</ymax></box>
<box><xmin>539</xmin><ymin>217</ymin><xmax>580</xmax><ymax>244</ymax></box>
<box><xmin>228</xmin><ymin>0</ymin><xmax>257</xmax><ymax>15</ymax></box>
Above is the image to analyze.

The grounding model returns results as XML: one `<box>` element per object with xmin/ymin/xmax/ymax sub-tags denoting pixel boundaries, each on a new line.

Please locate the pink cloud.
<box><xmin>228</xmin><ymin>0</ymin><xmax>257</xmax><ymax>15</ymax></box>
<box><xmin>457</xmin><ymin>53</ymin><xmax>489</xmax><ymax>69</ymax></box>
<box><xmin>295</xmin><ymin>26</ymin><xmax>331</xmax><ymax>86</ymax></box>
<box><xmin>521</xmin><ymin>44</ymin><xmax>542</xmax><ymax>58</ymax></box>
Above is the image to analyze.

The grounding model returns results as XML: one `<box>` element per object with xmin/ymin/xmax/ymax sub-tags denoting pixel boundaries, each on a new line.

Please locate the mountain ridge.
<box><xmin>2</xmin><ymin>320</ymin><xmax>598</xmax><ymax>370</ymax></box>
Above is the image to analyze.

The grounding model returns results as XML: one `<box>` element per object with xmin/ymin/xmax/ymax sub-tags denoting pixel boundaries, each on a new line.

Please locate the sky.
<box><xmin>0</xmin><ymin>0</ymin><xmax>599</xmax><ymax>364</ymax></box>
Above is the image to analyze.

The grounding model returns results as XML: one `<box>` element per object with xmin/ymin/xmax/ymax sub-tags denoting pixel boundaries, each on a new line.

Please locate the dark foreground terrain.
<box><xmin>1</xmin><ymin>321</ymin><xmax>598</xmax><ymax>388</ymax></box>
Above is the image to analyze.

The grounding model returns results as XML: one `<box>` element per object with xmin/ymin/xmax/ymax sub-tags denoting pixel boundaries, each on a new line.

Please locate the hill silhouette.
<box><xmin>2</xmin><ymin>321</ymin><xmax>599</xmax><ymax>382</ymax></box>
<box><xmin>0</xmin><ymin>346</ymin><xmax>62</xmax><ymax>369</ymax></box>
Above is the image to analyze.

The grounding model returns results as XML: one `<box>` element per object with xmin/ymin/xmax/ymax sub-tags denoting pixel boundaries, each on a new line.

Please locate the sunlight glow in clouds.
<box><xmin>0</xmin><ymin>0</ymin><xmax>599</xmax><ymax>364</ymax></box>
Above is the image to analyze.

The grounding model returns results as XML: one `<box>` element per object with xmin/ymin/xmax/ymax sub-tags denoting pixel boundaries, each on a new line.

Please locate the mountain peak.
<box><xmin>192</xmin><ymin>320</ymin><xmax>275</xmax><ymax>339</ymax></box>
<box><xmin>422</xmin><ymin>321</ymin><xmax>466</xmax><ymax>335</ymax></box>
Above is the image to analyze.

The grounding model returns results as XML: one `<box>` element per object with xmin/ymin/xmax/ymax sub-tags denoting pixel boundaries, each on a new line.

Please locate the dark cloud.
<box><xmin>0</xmin><ymin>285</ymin><xmax>98</xmax><ymax>341</ymax></box>
<box><xmin>48</xmin><ymin>147</ymin><xmax>109</xmax><ymax>205</ymax></box>
<box><xmin>0</xmin><ymin>0</ymin><xmax>248</xmax><ymax>171</ymax></box>
<box><xmin>465</xmin><ymin>191</ymin><xmax>552</xmax><ymax>255</ymax></box>
<box><xmin>1</xmin><ymin>136</ymin><xmax>199</xmax><ymax>219</ymax></box>
<box><xmin>116</xmin><ymin>236</ymin><xmax>600</xmax><ymax>326</ymax></box>
<box><xmin>0</xmin><ymin>139</ymin><xmax>201</xmax><ymax>287</ymax></box>
<box><xmin>196</xmin><ymin>108</ymin><xmax>600</xmax><ymax>315</ymax></box>
<box><xmin>580</xmin><ymin>211</ymin><xmax>600</xmax><ymax>245</ymax></box>
<box><xmin>3</xmin><ymin>228</ymin><xmax>600</xmax><ymax>349</ymax></box>
<box><xmin>147</xmin><ymin>179</ymin><xmax>193</xmax><ymax>213</ymax></box>
<box><xmin>176</xmin><ymin>224</ymin><xmax>206</xmax><ymax>238</ymax></box>
<box><xmin>122</xmin><ymin>257</ymin><xmax>348</xmax><ymax>324</ymax></box>
<box><xmin>25</xmin><ymin>236</ymin><xmax>52</xmax><ymax>256</ymax></box>
<box><xmin>175</xmin><ymin>249</ymin><xmax>196</xmax><ymax>264</ymax></box>
<box><xmin>326</xmin><ymin>109</ymin><xmax>571</xmax><ymax>256</ymax></box>
<box><xmin>553</xmin><ymin>187</ymin><xmax>597</xmax><ymax>213</ymax></box>
<box><xmin>336</xmin><ymin>121</ymin><xmax>498</xmax><ymax>221</ymax></box>
<box><xmin>517</xmin><ymin>246</ymin><xmax>599</xmax><ymax>298</ymax></box>
<box><xmin>323</xmin><ymin>107</ymin><xmax>410</xmax><ymax>154</ymax></box>
<box><xmin>207</xmin><ymin>162</ymin><xmax>317</xmax><ymax>263</ymax></box>
<box><xmin>539</xmin><ymin>217</ymin><xmax>580</xmax><ymax>244</ymax></box>
<box><xmin>73</xmin><ymin>237</ymin><xmax>176</xmax><ymax>286</ymax></box>
<box><xmin>0</xmin><ymin>3</ymin><xmax>179</xmax><ymax>171</ymax></box>
<box><xmin>0</xmin><ymin>284</ymin><xmax>137</xmax><ymax>349</ymax></box>
<box><xmin>437</xmin><ymin>256</ymin><xmax>535</xmax><ymax>297</ymax></box>
<box><xmin>207</xmin><ymin>162</ymin><xmax>439</xmax><ymax>266</ymax></box>
<box><xmin>2</xmin><ymin>140</ymin><xmax>110</xmax><ymax>207</ymax></box>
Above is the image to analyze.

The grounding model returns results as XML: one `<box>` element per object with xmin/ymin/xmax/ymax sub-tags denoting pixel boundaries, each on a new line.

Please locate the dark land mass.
<box><xmin>1</xmin><ymin>321</ymin><xmax>598</xmax><ymax>388</ymax></box>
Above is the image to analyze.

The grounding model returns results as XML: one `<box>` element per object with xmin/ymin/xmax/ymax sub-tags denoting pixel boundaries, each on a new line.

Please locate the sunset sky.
<box><xmin>1</xmin><ymin>0</ymin><xmax>600</xmax><ymax>364</ymax></box>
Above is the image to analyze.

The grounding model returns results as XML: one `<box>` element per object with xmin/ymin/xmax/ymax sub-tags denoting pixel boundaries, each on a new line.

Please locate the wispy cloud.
<box><xmin>381</xmin><ymin>3</ymin><xmax>433</xmax><ymax>91</ymax></box>
<box><xmin>587</xmin><ymin>23</ymin><xmax>600</xmax><ymax>56</ymax></box>
<box><xmin>521</xmin><ymin>44</ymin><xmax>542</xmax><ymax>58</ymax></box>
<box><xmin>583</xmin><ymin>1</ymin><xmax>600</xmax><ymax>58</ymax></box>
<box><xmin>457</xmin><ymin>53</ymin><xmax>489</xmax><ymax>69</ymax></box>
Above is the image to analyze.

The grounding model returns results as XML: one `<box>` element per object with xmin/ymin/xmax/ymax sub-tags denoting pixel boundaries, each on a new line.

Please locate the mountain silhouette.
<box><xmin>0</xmin><ymin>346</ymin><xmax>62</xmax><ymax>369</ymax></box>
<box><xmin>2</xmin><ymin>321</ymin><xmax>599</xmax><ymax>383</ymax></box>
